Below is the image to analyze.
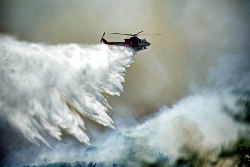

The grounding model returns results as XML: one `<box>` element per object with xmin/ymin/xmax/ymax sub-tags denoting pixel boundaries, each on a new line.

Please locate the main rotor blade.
<box><xmin>108</xmin><ymin>31</ymin><xmax>144</xmax><ymax>36</ymax></box>
<box><xmin>140</xmin><ymin>33</ymin><xmax>163</xmax><ymax>36</ymax></box>
<box><xmin>108</xmin><ymin>33</ymin><xmax>134</xmax><ymax>36</ymax></box>
<box><xmin>134</xmin><ymin>31</ymin><xmax>144</xmax><ymax>36</ymax></box>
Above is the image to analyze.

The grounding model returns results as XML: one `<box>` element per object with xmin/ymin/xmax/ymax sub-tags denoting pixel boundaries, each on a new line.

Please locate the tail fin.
<box><xmin>100</xmin><ymin>32</ymin><xmax>105</xmax><ymax>42</ymax></box>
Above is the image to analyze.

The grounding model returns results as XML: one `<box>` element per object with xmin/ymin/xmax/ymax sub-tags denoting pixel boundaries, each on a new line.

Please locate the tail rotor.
<box><xmin>100</xmin><ymin>32</ymin><xmax>105</xmax><ymax>42</ymax></box>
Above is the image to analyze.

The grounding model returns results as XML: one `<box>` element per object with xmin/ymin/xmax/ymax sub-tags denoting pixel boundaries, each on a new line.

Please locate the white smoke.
<box><xmin>0</xmin><ymin>35</ymin><xmax>135</xmax><ymax>147</ymax></box>
<box><xmin>130</xmin><ymin>91</ymin><xmax>249</xmax><ymax>159</ymax></box>
<box><xmin>33</xmin><ymin>89</ymin><xmax>249</xmax><ymax>166</ymax></box>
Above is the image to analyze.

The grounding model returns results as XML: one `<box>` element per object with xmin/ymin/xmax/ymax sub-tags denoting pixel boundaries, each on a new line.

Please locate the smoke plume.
<box><xmin>0</xmin><ymin>0</ymin><xmax>249</xmax><ymax>166</ymax></box>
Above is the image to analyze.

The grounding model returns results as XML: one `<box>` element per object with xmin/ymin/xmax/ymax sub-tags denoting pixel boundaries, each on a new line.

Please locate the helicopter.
<box><xmin>100</xmin><ymin>31</ymin><xmax>160</xmax><ymax>51</ymax></box>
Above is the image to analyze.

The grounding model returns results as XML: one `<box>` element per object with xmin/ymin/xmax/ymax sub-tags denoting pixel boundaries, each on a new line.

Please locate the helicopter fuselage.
<box><xmin>101</xmin><ymin>36</ymin><xmax>150</xmax><ymax>51</ymax></box>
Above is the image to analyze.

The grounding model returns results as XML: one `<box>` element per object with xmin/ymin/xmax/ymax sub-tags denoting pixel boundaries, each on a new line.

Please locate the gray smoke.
<box><xmin>0</xmin><ymin>0</ymin><xmax>249</xmax><ymax>166</ymax></box>
<box><xmin>29</xmin><ymin>48</ymin><xmax>250</xmax><ymax>166</ymax></box>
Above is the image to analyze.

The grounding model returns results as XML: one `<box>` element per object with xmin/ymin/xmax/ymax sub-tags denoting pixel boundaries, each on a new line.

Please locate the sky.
<box><xmin>0</xmin><ymin>0</ymin><xmax>248</xmax><ymax>118</ymax></box>
<box><xmin>0</xmin><ymin>0</ymin><xmax>249</xmax><ymax>166</ymax></box>
<box><xmin>0</xmin><ymin>0</ymin><xmax>249</xmax><ymax>119</ymax></box>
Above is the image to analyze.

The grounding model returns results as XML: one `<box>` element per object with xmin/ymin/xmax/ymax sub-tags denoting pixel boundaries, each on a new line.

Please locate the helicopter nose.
<box><xmin>147</xmin><ymin>42</ymin><xmax>151</xmax><ymax>46</ymax></box>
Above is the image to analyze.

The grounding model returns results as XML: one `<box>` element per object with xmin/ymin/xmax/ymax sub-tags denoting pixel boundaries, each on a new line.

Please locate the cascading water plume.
<box><xmin>0</xmin><ymin>35</ymin><xmax>135</xmax><ymax>147</ymax></box>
